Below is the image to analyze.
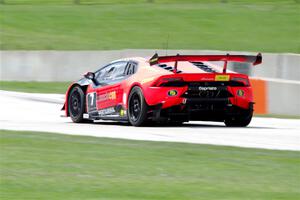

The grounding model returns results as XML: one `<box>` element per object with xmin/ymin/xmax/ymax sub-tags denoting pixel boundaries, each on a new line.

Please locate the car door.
<box><xmin>92</xmin><ymin>61</ymin><xmax>128</xmax><ymax>116</ymax></box>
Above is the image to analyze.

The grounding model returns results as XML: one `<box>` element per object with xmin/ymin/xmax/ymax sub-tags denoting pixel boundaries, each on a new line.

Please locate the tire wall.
<box><xmin>250</xmin><ymin>78</ymin><xmax>300</xmax><ymax>116</ymax></box>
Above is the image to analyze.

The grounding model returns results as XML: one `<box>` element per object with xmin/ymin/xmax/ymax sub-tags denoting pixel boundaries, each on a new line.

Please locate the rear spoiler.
<box><xmin>149</xmin><ymin>53</ymin><xmax>262</xmax><ymax>73</ymax></box>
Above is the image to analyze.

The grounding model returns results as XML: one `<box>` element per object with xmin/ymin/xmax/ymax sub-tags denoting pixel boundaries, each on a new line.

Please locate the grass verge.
<box><xmin>1</xmin><ymin>129</ymin><xmax>300</xmax><ymax>200</ymax></box>
<box><xmin>1</xmin><ymin>1</ymin><xmax>300</xmax><ymax>52</ymax></box>
<box><xmin>0</xmin><ymin>81</ymin><xmax>70</xmax><ymax>94</ymax></box>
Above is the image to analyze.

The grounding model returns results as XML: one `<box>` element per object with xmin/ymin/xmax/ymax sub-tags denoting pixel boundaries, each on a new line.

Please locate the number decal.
<box><xmin>87</xmin><ymin>92</ymin><xmax>97</xmax><ymax>112</ymax></box>
<box><xmin>90</xmin><ymin>93</ymin><xmax>94</xmax><ymax>106</ymax></box>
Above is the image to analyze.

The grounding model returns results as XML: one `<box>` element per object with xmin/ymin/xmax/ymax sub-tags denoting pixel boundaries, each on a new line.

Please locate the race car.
<box><xmin>62</xmin><ymin>53</ymin><xmax>262</xmax><ymax>127</ymax></box>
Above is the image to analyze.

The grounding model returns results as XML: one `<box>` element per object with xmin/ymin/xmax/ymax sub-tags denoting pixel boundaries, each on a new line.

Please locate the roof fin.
<box><xmin>149</xmin><ymin>53</ymin><xmax>159</xmax><ymax>65</ymax></box>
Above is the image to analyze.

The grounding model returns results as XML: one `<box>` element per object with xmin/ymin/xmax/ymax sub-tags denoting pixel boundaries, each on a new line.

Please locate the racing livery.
<box><xmin>62</xmin><ymin>53</ymin><xmax>262</xmax><ymax>127</ymax></box>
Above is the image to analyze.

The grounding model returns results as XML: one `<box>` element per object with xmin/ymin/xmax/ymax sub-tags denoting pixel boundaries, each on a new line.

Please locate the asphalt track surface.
<box><xmin>1</xmin><ymin>90</ymin><xmax>299</xmax><ymax>151</ymax></box>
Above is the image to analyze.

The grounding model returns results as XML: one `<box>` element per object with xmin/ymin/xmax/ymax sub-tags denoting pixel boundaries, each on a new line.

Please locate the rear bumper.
<box><xmin>150</xmin><ymin>99</ymin><xmax>253</xmax><ymax>122</ymax></box>
<box><xmin>145</xmin><ymin>85</ymin><xmax>253</xmax><ymax>111</ymax></box>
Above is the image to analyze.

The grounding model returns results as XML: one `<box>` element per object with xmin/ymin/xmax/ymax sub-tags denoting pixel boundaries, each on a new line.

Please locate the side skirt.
<box><xmin>85</xmin><ymin>106</ymin><xmax>129</xmax><ymax>122</ymax></box>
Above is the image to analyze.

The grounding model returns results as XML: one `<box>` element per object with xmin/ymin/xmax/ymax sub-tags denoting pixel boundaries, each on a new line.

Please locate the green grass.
<box><xmin>1</xmin><ymin>1</ymin><xmax>300</xmax><ymax>52</ymax></box>
<box><xmin>1</xmin><ymin>130</ymin><xmax>300</xmax><ymax>200</ymax></box>
<box><xmin>0</xmin><ymin>81</ymin><xmax>70</xmax><ymax>93</ymax></box>
<box><xmin>2</xmin><ymin>0</ymin><xmax>298</xmax><ymax>5</ymax></box>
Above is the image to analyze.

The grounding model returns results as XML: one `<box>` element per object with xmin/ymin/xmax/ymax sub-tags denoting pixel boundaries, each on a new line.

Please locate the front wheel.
<box><xmin>128</xmin><ymin>86</ymin><xmax>148</xmax><ymax>126</ymax></box>
<box><xmin>224</xmin><ymin>109</ymin><xmax>253</xmax><ymax>127</ymax></box>
<box><xmin>68</xmin><ymin>86</ymin><xmax>86</xmax><ymax>123</ymax></box>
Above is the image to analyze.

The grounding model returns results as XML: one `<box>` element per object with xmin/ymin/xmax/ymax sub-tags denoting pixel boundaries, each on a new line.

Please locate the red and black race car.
<box><xmin>62</xmin><ymin>53</ymin><xmax>262</xmax><ymax>127</ymax></box>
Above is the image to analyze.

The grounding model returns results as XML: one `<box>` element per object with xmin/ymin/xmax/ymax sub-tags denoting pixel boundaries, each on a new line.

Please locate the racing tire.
<box><xmin>128</xmin><ymin>86</ymin><xmax>148</xmax><ymax>126</ymax></box>
<box><xmin>224</xmin><ymin>109</ymin><xmax>253</xmax><ymax>127</ymax></box>
<box><xmin>68</xmin><ymin>86</ymin><xmax>87</xmax><ymax>123</ymax></box>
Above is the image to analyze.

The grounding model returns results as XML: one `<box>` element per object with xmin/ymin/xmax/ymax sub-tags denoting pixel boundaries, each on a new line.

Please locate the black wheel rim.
<box><xmin>129</xmin><ymin>93</ymin><xmax>141</xmax><ymax>122</ymax></box>
<box><xmin>70</xmin><ymin>90</ymin><xmax>82</xmax><ymax>116</ymax></box>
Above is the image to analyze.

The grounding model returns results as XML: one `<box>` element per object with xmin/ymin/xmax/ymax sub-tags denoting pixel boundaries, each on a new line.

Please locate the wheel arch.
<box><xmin>127</xmin><ymin>84</ymin><xmax>149</xmax><ymax>126</ymax></box>
<box><xmin>126</xmin><ymin>82</ymin><xmax>148</xmax><ymax>108</ymax></box>
<box><xmin>65</xmin><ymin>83</ymin><xmax>88</xmax><ymax>116</ymax></box>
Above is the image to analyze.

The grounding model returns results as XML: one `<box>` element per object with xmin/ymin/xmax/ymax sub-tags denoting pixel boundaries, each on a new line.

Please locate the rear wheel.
<box><xmin>68</xmin><ymin>86</ymin><xmax>86</xmax><ymax>123</ymax></box>
<box><xmin>128</xmin><ymin>86</ymin><xmax>148</xmax><ymax>126</ymax></box>
<box><xmin>224</xmin><ymin>109</ymin><xmax>253</xmax><ymax>127</ymax></box>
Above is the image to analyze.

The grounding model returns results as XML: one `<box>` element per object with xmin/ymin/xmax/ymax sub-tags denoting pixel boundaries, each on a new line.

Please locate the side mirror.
<box><xmin>84</xmin><ymin>72</ymin><xmax>95</xmax><ymax>80</ymax></box>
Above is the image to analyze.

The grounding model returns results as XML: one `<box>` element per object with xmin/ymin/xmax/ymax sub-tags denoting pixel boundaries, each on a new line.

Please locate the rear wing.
<box><xmin>149</xmin><ymin>53</ymin><xmax>262</xmax><ymax>73</ymax></box>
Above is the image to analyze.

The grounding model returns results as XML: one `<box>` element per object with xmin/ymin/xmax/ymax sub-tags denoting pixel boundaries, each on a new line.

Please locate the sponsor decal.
<box><xmin>87</xmin><ymin>92</ymin><xmax>97</xmax><ymax>112</ymax></box>
<box><xmin>237</xmin><ymin>89</ymin><xmax>245</xmax><ymax>97</ymax></box>
<box><xmin>215</xmin><ymin>75</ymin><xmax>230</xmax><ymax>81</ymax></box>
<box><xmin>200</xmin><ymin>77</ymin><xmax>214</xmax><ymax>81</ymax></box>
<box><xmin>120</xmin><ymin>109</ymin><xmax>126</xmax><ymax>116</ymax></box>
<box><xmin>198</xmin><ymin>87</ymin><xmax>217</xmax><ymax>91</ymax></box>
<box><xmin>168</xmin><ymin>90</ymin><xmax>178</xmax><ymax>97</ymax></box>
<box><xmin>150</xmin><ymin>57</ymin><xmax>158</xmax><ymax>63</ymax></box>
<box><xmin>98</xmin><ymin>107</ymin><xmax>115</xmax><ymax>116</ymax></box>
<box><xmin>98</xmin><ymin>91</ymin><xmax>117</xmax><ymax>102</ymax></box>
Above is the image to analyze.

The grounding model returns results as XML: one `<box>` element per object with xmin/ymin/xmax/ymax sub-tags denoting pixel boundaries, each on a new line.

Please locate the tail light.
<box><xmin>152</xmin><ymin>77</ymin><xmax>187</xmax><ymax>87</ymax></box>
<box><xmin>231</xmin><ymin>77</ymin><xmax>250</xmax><ymax>86</ymax></box>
